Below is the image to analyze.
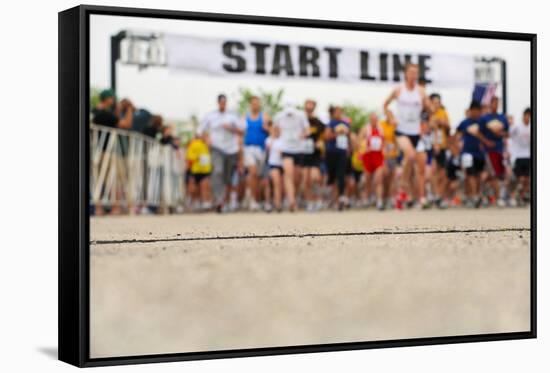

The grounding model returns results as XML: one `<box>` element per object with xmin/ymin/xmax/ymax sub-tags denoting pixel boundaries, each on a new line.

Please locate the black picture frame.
<box><xmin>59</xmin><ymin>4</ymin><xmax>537</xmax><ymax>367</ymax></box>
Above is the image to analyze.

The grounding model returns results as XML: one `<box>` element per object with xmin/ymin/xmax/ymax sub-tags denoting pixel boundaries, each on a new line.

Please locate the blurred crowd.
<box><xmin>91</xmin><ymin>63</ymin><xmax>531</xmax><ymax>215</ymax></box>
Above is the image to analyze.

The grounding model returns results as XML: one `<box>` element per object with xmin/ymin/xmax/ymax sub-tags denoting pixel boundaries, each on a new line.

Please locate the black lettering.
<box><xmin>418</xmin><ymin>54</ymin><xmax>432</xmax><ymax>83</ymax></box>
<box><xmin>222</xmin><ymin>41</ymin><xmax>246</xmax><ymax>72</ymax></box>
<box><xmin>392</xmin><ymin>54</ymin><xmax>412</xmax><ymax>82</ymax></box>
<box><xmin>324</xmin><ymin>47</ymin><xmax>342</xmax><ymax>78</ymax></box>
<box><xmin>299</xmin><ymin>46</ymin><xmax>320</xmax><ymax>77</ymax></box>
<box><xmin>271</xmin><ymin>44</ymin><xmax>294</xmax><ymax>76</ymax></box>
<box><xmin>379</xmin><ymin>53</ymin><xmax>388</xmax><ymax>81</ymax></box>
<box><xmin>250</xmin><ymin>42</ymin><xmax>270</xmax><ymax>74</ymax></box>
<box><xmin>360</xmin><ymin>51</ymin><xmax>376</xmax><ymax>80</ymax></box>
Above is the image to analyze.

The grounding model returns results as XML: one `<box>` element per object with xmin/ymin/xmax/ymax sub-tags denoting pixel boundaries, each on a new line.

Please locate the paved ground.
<box><xmin>90</xmin><ymin>208</ymin><xmax>531</xmax><ymax>358</ymax></box>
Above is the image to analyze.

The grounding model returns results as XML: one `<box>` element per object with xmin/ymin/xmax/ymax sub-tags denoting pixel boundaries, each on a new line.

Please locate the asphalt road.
<box><xmin>90</xmin><ymin>208</ymin><xmax>531</xmax><ymax>358</ymax></box>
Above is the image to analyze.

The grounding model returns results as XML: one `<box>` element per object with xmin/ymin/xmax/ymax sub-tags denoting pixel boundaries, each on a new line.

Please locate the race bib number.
<box><xmin>336</xmin><ymin>135</ymin><xmax>348</xmax><ymax>150</ymax></box>
<box><xmin>452</xmin><ymin>156</ymin><xmax>460</xmax><ymax>167</ymax></box>
<box><xmin>304</xmin><ymin>138</ymin><xmax>315</xmax><ymax>154</ymax></box>
<box><xmin>416</xmin><ymin>139</ymin><xmax>426</xmax><ymax>152</ymax></box>
<box><xmin>199</xmin><ymin>154</ymin><xmax>211</xmax><ymax>166</ymax></box>
<box><xmin>405</xmin><ymin>111</ymin><xmax>417</xmax><ymax>122</ymax></box>
<box><xmin>461</xmin><ymin>153</ymin><xmax>474</xmax><ymax>168</ymax></box>
<box><xmin>370</xmin><ymin>136</ymin><xmax>383</xmax><ymax>151</ymax></box>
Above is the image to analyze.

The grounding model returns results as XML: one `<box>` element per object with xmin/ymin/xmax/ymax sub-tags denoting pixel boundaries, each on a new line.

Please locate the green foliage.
<box><xmin>342</xmin><ymin>103</ymin><xmax>371</xmax><ymax>133</ymax></box>
<box><xmin>236</xmin><ymin>87</ymin><xmax>285</xmax><ymax>116</ymax></box>
<box><xmin>90</xmin><ymin>87</ymin><xmax>102</xmax><ymax>110</ymax></box>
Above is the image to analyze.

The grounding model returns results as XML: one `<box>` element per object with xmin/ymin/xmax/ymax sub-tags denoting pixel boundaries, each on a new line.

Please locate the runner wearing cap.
<box><xmin>273</xmin><ymin>102</ymin><xmax>310</xmax><ymax>211</ymax></box>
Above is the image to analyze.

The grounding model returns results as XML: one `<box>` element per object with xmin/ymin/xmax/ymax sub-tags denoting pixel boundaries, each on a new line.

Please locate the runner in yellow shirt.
<box><xmin>186</xmin><ymin>135</ymin><xmax>213</xmax><ymax>210</ymax></box>
<box><xmin>379</xmin><ymin>112</ymin><xmax>398</xmax><ymax>206</ymax></box>
<box><xmin>429</xmin><ymin>93</ymin><xmax>451</xmax><ymax>208</ymax></box>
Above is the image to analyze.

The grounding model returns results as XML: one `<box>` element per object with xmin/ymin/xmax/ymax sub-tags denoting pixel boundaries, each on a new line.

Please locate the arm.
<box><xmin>262</xmin><ymin>112</ymin><xmax>271</xmax><ymax>132</ymax></box>
<box><xmin>223</xmin><ymin>114</ymin><xmax>245</xmax><ymax>136</ymax></box>
<box><xmin>473</xmin><ymin>130</ymin><xmax>495</xmax><ymax>148</ymax></box>
<box><xmin>358</xmin><ymin>126</ymin><xmax>368</xmax><ymax>152</ymax></box>
<box><xmin>419</xmin><ymin>86</ymin><xmax>434</xmax><ymax>114</ymax></box>
<box><xmin>324</xmin><ymin>125</ymin><xmax>336</xmax><ymax>141</ymax></box>
<box><xmin>302</xmin><ymin>115</ymin><xmax>310</xmax><ymax>138</ymax></box>
<box><xmin>117</xmin><ymin>106</ymin><xmax>134</xmax><ymax>129</ymax></box>
<box><xmin>196</xmin><ymin>115</ymin><xmax>211</xmax><ymax>143</ymax></box>
<box><xmin>383</xmin><ymin>87</ymin><xmax>398</xmax><ymax>113</ymax></box>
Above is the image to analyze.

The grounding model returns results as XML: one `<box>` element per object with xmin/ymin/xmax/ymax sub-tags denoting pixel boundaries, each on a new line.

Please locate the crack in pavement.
<box><xmin>90</xmin><ymin>227</ymin><xmax>530</xmax><ymax>246</ymax></box>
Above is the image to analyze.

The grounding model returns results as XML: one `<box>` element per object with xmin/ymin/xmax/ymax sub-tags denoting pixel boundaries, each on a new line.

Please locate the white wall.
<box><xmin>90</xmin><ymin>15</ymin><xmax>531</xmax><ymax>128</ymax></box>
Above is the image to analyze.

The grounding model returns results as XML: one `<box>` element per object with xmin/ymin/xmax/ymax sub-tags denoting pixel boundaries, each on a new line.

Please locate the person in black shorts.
<box><xmin>509</xmin><ymin>107</ymin><xmax>531</xmax><ymax>205</ymax></box>
<box><xmin>513</xmin><ymin>158</ymin><xmax>530</xmax><ymax>178</ymax></box>
<box><xmin>324</xmin><ymin>105</ymin><xmax>351</xmax><ymax>210</ymax></box>
<box><xmin>455</xmin><ymin>101</ymin><xmax>494</xmax><ymax>208</ymax></box>
<box><xmin>301</xmin><ymin>99</ymin><xmax>326</xmax><ymax>211</ymax></box>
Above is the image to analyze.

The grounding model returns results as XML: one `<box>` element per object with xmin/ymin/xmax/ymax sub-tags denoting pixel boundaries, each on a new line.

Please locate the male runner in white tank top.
<box><xmin>383</xmin><ymin>63</ymin><xmax>432</xmax><ymax>208</ymax></box>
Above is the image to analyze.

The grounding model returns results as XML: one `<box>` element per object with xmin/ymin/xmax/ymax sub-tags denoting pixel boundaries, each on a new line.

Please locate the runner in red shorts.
<box><xmin>360</xmin><ymin>113</ymin><xmax>386</xmax><ymax>210</ymax></box>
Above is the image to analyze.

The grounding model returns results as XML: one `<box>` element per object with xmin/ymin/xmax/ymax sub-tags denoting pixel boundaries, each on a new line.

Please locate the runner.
<box><xmin>428</xmin><ymin>93</ymin><xmax>451</xmax><ymax>208</ymax></box>
<box><xmin>379</xmin><ymin>111</ymin><xmax>399</xmax><ymax>208</ymax></box>
<box><xmin>360</xmin><ymin>113</ymin><xmax>385</xmax><ymax>210</ymax></box>
<box><xmin>197</xmin><ymin>94</ymin><xmax>245</xmax><ymax>213</ymax></box>
<box><xmin>455</xmin><ymin>101</ymin><xmax>495</xmax><ymax>208</ymax></box>
<box><xmin>323</xmin><ymin>105</ymin><xmax>351</xmax><ymax>210</ymax></box>
<box><xmin>444</xmin><ymin>134</ymin><xmax>462</xmax><ymax>207</ymax></box>
<box><xmin>243</xmin><ymin>95</ymin><xmax>271</xmax><ymax>211</ymax></box>
<box><xmin>273</xmin><ymin>102</ymin><xmax>310</xmax><ymax>211</ymax></box>
<box><xmin>301</xmin><ymin>99</ymin><xmax>326</xmax><ymax>212</ymax></box>
<box><xmin>265</xmin><ymin>126</ymin><xmax>285</xmax><ymax>212</ymax></box>
<box><xmin>479</xmin><ymin>96</ymin><xmax>510</xmax><ymax>207</ymax></box>
<box><xmin>417</xmin><ymin>110</ymin><xmax>433</xmax><ymax>206</ymax></box>
<box><xmin>508</xmin><ymin>107</ymin><xmax>531</xmax><ymax>206</ymax></box>
<box><xmin>185</xmin><ymin>133</ymin><xmax>213</xmax><ymax>211</ymax></box>
<box><xmin>383</xmin><ymin>63</ymin><xmax>433</xmax><ymax>209</ymax></box>
<box><xmin>347</xmin><ymin>131</ymin><xmax>364</xmax><ymax>208</ymax></box>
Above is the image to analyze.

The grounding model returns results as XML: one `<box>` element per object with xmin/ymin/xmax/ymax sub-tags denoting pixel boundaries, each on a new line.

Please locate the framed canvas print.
<box><xmin>58</xmin><ymin>5</ymin><xmax>536</xmax><ymax>367</ymax></box>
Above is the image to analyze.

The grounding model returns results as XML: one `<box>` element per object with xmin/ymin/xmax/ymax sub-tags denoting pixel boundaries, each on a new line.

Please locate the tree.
<box><xmin>342</xmin><ymin>103</ymin><xmax>371</xmax><ymax>133</ymax></box>
<box><xmin>236</xmin><ymin>87</ymin><xmax>285</xmax><ymax>116</ymax></box>
<box><xmin>90</xmin><ymin>87</ymin><xmax>102</xmax><ymax>110</ymax></box>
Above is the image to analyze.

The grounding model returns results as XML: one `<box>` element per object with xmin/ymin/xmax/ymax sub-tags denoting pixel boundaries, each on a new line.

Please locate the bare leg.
<box><xmin>415</xmin><ymin>151</ymin><xmax>427</xmax><ymax>201</ymax></box>
<box><xmin>246</xmin><ymin>165</ymin><xmax>259</xmax><ymax>202</ymax></box>
<box><xmin>270</xmin><ymin>169</ymin><xmax>282</xmax><ymax>210</ymax></box>
<box><xmin>282</xmin><ymin>157</ymin><xmax>296</xmax><ymax>210</ymax></box>
<box><xmin>396</xmin><ymin>136</ymin><xmax>416</xmax><ymax>200</ymax></box>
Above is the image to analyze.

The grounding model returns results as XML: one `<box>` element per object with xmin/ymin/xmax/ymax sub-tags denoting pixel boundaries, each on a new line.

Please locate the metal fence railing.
<box><xmin>90</xmin><ymin>124</ymin><xmax>185</xmax><ymax>212</ymax></box>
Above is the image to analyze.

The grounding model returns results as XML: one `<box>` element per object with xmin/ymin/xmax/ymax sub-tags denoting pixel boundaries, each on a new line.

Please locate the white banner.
<box><xmin>164</xmin><ymin>34</ymin><xmax>475</xmax><ymax>88</ymax></box>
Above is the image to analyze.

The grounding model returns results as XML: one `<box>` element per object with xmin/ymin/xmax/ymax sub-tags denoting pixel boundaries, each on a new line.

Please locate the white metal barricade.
<box><xmin>90</xmin><ymin>124</ymin><xmax>185</xmax><ymax>212</ymax></box>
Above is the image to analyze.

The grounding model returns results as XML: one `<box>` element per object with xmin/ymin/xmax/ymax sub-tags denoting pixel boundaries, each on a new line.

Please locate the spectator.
<box><xmin>91</xmin><ymin>89</ymin><xmax>134</xmax><ymax>129</ymax></box>
<box><xmin>143</xmin><ymin>115</ymin><xmax>163</xmax><ymax>139</ymax></box>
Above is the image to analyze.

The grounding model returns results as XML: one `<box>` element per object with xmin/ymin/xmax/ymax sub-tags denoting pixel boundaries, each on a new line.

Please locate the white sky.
<box><xmin>90</xmin><ymin>14</ymin><xmax>531</xmax><ymax>128</ymax></box>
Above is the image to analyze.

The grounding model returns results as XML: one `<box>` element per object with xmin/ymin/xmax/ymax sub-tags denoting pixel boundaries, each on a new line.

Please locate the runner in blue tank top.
<box><xmin>243</xmin><ymin>96</ymin><xmax>271</xmax><ymax>211</ymax></box>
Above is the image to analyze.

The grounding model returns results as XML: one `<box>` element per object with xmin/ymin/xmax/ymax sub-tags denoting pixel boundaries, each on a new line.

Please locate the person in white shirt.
<box><xmin>273</xmin><ymin>102</ymin><xmax>309</xmax><ymax>211</ymax></box>
<box><xmin>197</xmin><ymin>94</ymin><xmax>245</xmax><ymax>212</ymax></box>
<box><xmin>508</xmin><ymin>107</ymin><xmax>531</xmax><ymax>205</ymax></box>
<box><xmin>265</xmin><ymin>126</ymin><xmax>284</xmax><ymax>212</ymax></box>
<box><xmin>383</xmin><ymin>63</ymin><xmax>433</xmax><ymax>209</ymax></box>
